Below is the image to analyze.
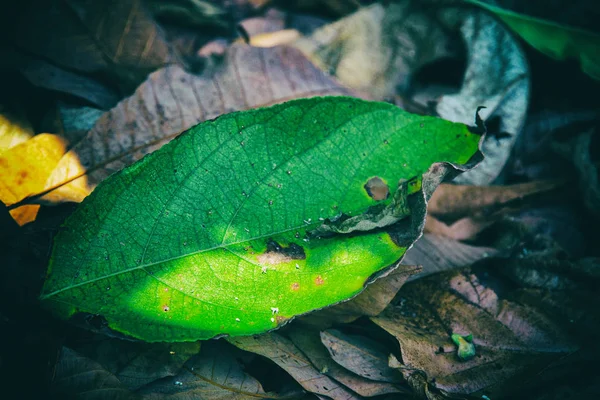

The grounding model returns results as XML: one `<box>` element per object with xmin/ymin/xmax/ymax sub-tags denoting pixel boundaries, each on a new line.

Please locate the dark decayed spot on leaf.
<box><xmin>364</xmin><ymin>176</ymin><xmax>390</xmax><ymax>201</ymax></box>
<box><xmin>261</xmin><ymin>238</ymin><xmax>307</xmax><ymax>263</ymax></box>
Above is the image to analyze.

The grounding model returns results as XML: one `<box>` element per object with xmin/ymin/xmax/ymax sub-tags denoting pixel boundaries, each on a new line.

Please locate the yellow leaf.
<box><xmin>0</xmin><ymin>110</ymin><xmax>34</xmax><ymax>153</ymax></box>
<box><xmin>41</xmin><ymin>150</ymin><xmax>91</xmax><ymax>204</ymax></box>
<box><xmin>0</xmin><ymin>133</ymin><xmax>68</xmax><ymax>225</ymax></box>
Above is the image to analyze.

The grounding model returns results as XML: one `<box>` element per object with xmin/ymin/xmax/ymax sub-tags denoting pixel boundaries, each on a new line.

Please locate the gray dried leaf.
<box><xmin>289</xmin><ymin>329</ymin><xmax>409</xmax><ymax>397</ymax></box>
<box><xmin>320</xmin><ymin>329</ymin><xmax>401</xmax><ymax>383</ymax></box>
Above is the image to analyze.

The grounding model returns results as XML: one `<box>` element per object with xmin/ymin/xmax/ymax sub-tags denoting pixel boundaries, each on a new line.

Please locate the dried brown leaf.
<box><xmin>289</xmin><ymin>328</ymin><xmax>409</xmax><ymax>397</ymax></box>
<box><xmin>320</xmin><ymin>329</ymin><xmax>402</xmax><ymax>383</ymax></box>
<box><xmin>372</xmin><ymin>269</ymin><xmax>578</xmax><ymax>398</ymax></box>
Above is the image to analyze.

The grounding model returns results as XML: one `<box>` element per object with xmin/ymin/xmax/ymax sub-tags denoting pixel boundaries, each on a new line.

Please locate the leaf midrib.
<box><xmin>44</xmin><ymin>102</ymin><xmax>420</xmax><ymax>300</ymax></box>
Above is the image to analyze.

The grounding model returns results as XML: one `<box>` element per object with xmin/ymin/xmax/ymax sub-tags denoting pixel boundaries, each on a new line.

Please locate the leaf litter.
<box><xmin>1</xmin><ymin>0</ymin><xmax>599</xmax><ymax>399</ymax></box>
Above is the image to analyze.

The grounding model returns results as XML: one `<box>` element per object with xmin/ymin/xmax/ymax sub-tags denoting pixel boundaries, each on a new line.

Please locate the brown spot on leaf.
<box><xmin>315</xmin><ymin>275</ymin><xmax>324</xmax><ymax>285</ymax></box>
<box><xmin>364</xmin><ymin>177</ymin><xmax>389</xmax><ymax>201</ymax></box>
<box><xmin>291</xmin><ymin>282</ymin><xmax>300</xmax><ymax>291</ymax></box>
<box><xmin>257</xmin><ymin>239</ymin><xmax>306</xmax><ymax>265</ymax></box>
<box><xmin>276</xmin><ymin>315</ymin><xmax>288</xmax><ymax>324</ymax></box>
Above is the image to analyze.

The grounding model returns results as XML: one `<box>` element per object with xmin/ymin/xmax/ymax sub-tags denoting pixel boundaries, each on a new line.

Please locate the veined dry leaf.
<box><xmin>292</xmin><ymin>0</ymin><xmax>529</xmax><ymax>185</ymax></box>
<box><xmin>320</xmin><ymin>329</ymin><xmax>401</xmax><ymax>383</ymax></box>
<box><xmin>372</xmin><ymin>269</ymin><xmax>578</xmax><ymax>398</ymax></box>
<box><xmin>289</xmin><ymin>328</ymin><xmax>409</xmax><ymax>397</ymax></box>
<box><xmin>74</xmin><ymin>338</ymin><xmax>200</xmax><ymax>390</ymax></box>
<box><xmin>0</xmin><ymin>108</ymin><xmax>34</xmax><ymax>152</ymax></box>
<box><xmin>0</xmin><ymin>134</ymin><xmax>68</xmax><ymax>225</ymax></box>
<box><xmin>229</xmin><ymin>333</ymin><xmax>361</xmax><ymax>400</ymax></box>
<box><xmin>51</xmin><ymin>347</ymin><xmax>133</xmax><ymax>400</ymax></box>
<box><xmin>35</xmin><ymin>44</ymin><xmax>353</xmax><ymax>206</ymax></box>
<box><xmin>139</xmin><ymin>341</ymin><xmax>277</xmax><ymax>399</ymax></box>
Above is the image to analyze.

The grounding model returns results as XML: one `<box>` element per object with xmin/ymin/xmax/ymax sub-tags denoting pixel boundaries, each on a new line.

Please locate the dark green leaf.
<box><xmin>41</xmin><ymin>96</ymin><xmax>480</xmax><ymax>341</ymax></box>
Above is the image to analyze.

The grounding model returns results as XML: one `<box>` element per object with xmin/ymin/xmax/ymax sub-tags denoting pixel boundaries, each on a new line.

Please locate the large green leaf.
<box><xmin>40</xmin><ymin>96</ymin><xmax>480</xmax><ymax>342</ymax></box>
<box><xmin>467</xmin><ymin>0</ymin><xmax>600</xmax><ymax>80</ymax></box>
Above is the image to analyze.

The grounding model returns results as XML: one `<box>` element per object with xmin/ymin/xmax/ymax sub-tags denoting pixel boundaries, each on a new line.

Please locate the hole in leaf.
<box><xmin>364</xmin><ymin>177</ymin><xmax>389</xmax><ymax>201</ymax></box>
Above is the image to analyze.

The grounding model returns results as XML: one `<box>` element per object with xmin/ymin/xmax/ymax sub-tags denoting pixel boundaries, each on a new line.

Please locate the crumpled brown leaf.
<box><xmin>320</xmin><ymin>329</ymin><xmax>402</xmax><ymax>383</ymax></box>
<box><xmin>289</xmin><ymin>328</ymin><xmax>410</xmax><ymax>397</ymax></box>
<box><xmin>371</xmin><ymin>268</ymin><xmax>579</xmax><ymax>398</ymax></box>
<box><xmin>35</xmin><ymin>44</ymin><xmax>352</xmax><ymax>206</ymax></box>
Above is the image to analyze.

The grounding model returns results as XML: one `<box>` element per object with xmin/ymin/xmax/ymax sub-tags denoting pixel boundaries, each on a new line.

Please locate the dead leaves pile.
<box><xmin>1</xmin><ymin>0</ymin><xmax>600</xmax><ymax>399</ymax></box>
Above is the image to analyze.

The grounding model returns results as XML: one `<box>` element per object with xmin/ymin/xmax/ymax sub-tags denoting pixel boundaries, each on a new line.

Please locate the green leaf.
<box><xmin>40</xmin><ymin>96</ymin><xmax>480</xmax><ymax>342</ymax></box>
<box><xmin>467</xmin><ymin>0</ymin><xmax>600</xmax><ymax>80</ymax></box>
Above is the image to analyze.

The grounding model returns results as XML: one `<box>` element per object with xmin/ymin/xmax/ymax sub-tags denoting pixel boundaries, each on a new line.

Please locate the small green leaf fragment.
<box><xmin>451</xmin><ymin>333</ymin><xmax>476</xmax><ymax>360</ymax></box>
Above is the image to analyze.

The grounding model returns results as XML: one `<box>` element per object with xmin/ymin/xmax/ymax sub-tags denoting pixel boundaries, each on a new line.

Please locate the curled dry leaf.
<box><xmin>292</xmin><ymin>0</ymin><xmax>529</xmax><ymax>185</ymax></box>
<box><xmin>289</xmin><ymin>328</ymin><xmax>410</xmax><ymax>397</ymax></box>
<box><xmin>371</xmin><ymin>269</ymin><xmax>578</xmax><ymax>398</ymax></box>
<box><xmin>36</xmin><ymin>44</ymin><xmax>353</xmax><ymax>206</ymax></box>
<box><xmin>229</xmin><ymin>333</ymin><xmax>361</xmax><ymax>400</ymax></box>
<box><xmin>320</xmin><ymin>329</ymin><xmax>401</xmax><ymax>383</ymax></box>
<box><xmin>435</xmin><ymin>6</ymin><xmax>529</xmax><ymax>185</ymax></box>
